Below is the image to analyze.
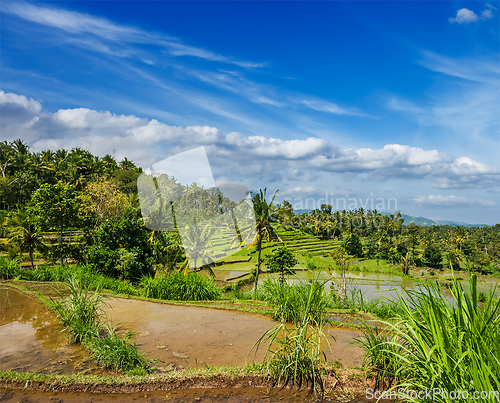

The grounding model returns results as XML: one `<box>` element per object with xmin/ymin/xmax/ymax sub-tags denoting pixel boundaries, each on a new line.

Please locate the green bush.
<box><xmin>305</xmin><ymin>260</ymin><xmax>316</xmax><ymax>270</ymax></box>
<box><xmin>83</xmin><ymin>209</ymin><xmax>154</xmax><ymax>281</ymax></box>
<box><xmin>140</xmin><ymin>272</ymin><xmax>221</xmax><ymax>301</ymax></box>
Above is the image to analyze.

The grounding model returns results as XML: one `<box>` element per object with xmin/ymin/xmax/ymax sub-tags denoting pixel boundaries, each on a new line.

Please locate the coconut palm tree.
<box><xmin>2</xmin><ymin>210</ymin><xmax>45</xmax><ymax>269</ymax></box>
<box><xmin>247</xmin><ymin>188</ymin><xmax>280</xmax><ymax>294</ymax></box>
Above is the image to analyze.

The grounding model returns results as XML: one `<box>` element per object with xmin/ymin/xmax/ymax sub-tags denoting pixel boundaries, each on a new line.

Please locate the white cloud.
<box><xmin>449</xmin><ymin>8</ymin><xmax>479</xmax><ymax>24</ymax></box>
<box><xmin>448</xmin><ymin>6</ymin><xmax>496</xmax><ymax>24</ymax></box>
<box><xmin>419</xmin><ymin>51</ymin><xmax>500</xmax><ymax>84</ymax></box>
<box><xmin>0</xmin><ymin>90</ymin><xmax>42</xmax><ymax>114</ymax></box>
<box><xmin>481</xmin><ymin>9</ymin><xmax>494</xmax><ymax>20</ymax></box>
<box><xmin>414</xmin><ymin>195</ymin><xmax>497</xmax><ymax>207</ymax></box>
<box><xmin>2</xmin><ymin>90</ymin><xmax>499</xmax><ymax>191</ymax></box>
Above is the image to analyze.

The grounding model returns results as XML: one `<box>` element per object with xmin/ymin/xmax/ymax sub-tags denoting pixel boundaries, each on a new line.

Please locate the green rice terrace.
<box><xmin>1</xmin><ymin>142</ymin><xmax>499</xmax><ymax>402</ymax></box>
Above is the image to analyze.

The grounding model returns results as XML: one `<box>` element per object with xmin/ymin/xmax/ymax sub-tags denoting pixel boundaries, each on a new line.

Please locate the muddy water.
<box><xmin>0</xmin><ymin>283</ymin><xmax>363</xmax><ymax>375</ymax></box>
<box><xmin>0</xmin><ymin>286</ymin><xmax>101</xmax><ymax>375</ymax></box>
<box><xmin>104</xmin><ymin>298</ymin><xmax>364</xmax><ymax>369</ymax></box>
<box><xmin>0</xmin><ymin>387</ymin><xmax>375</xmax><ymax>402</ymax></box>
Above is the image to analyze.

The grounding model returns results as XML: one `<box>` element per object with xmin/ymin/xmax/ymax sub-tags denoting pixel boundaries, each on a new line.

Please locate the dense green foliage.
<box><xmin>140</xmin><ymin>272</ymin><xmax>222</xmax><ymax>301</ymax></box>
<box><xmin>83</xmin><ymin>209</ymin><xmax>154</xmax><ymax>281</ymax></box>
<box><xmin>264</xmin><ymin>246</ymin><xmax>297</xmax><ymax>281</ymax></box>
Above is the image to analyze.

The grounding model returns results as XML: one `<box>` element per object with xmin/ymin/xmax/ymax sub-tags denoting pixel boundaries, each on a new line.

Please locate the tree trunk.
<box><xmin>254</xmin><ymin>237</ymin><xmax>262</xmax><ymax>295</ymax></box>
<box><xmin>343</xmin><ymin>265</ymin><xmax>347</xmax><ymax>300</ymax></box>
<box><xmin>29</xmin><ymin>248</ymin><xmax>34</xmax><ymax>270</ymax></box>
<box><xmin>59</xmin><ymin>228</ymin><xmax>63</xmax><ymax>266</ymax></box>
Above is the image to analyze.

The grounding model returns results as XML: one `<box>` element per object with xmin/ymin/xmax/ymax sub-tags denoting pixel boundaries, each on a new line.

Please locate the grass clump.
<box><xmin>356</xmin><ymin>271</ymin><xmax>500</xmax><ymax>402</ymax></box>
<box><xmin>83</xmin><ymin>322</ymin><xmax>150</xmax><ymax>375</ymax></box>
<box><xmin>0</xmin><ymin>258</ymin><xmax>138</xmax><ymax>296</ymax></box>
<box><xmin>329</xmin><ymin>286</ymin><xmax>402</xmax><ymax>319</ymax></box>
<box><xmin>353</xmin><ymin>325</ymin><xmax>402</xmax><ymax>390</ymax></box>
<box><xmin>258</xmin><ymin>278</ymin><xmax>331</xmax><ymax>323</ymax></box>
<box><xmin>252</xmin><ymin>276</ymin><xmax>336</xmax><ymax>396</ymax></box>
<box><xmin>49</xmin><ymin>279</ymin><xmax>105</xmax><ymax>342</ymax></box>
<box><xmin>140</xmin><ymin>271</ymin><xmax>221</xmax><ymax>301</ymax></box>
<box><xmin>49</xmin><ymin>278</ymin><xmax>150</xmax><ymax>374</ymax></box>
<box><xmin>0</xmin><ymin>256</ymin><xmax>20</xmax><ymax>279</ymax></box>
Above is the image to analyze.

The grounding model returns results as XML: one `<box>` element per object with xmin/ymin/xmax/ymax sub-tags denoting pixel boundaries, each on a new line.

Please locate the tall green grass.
<box><xmin>251</xmin><ymin>277</ymin><xmax>334</xmax><ymax>396</ymax></box>
<box><xmin>140</xmin><ymin>271</ymin><xmax>222</xmax><ymax>301</ymax></box>
<box><xmin>83</xmin><ymin>322</ymin><xmax>150</xmax><ymax>374</ymax></box>
<box><xmin>0</xmin><ymin>256</ymin><xmax>20</xmax><ymax>279</ymax></box>
<box><xmin>49</xmin><ymin>279</ymin><xmax>105</xmax><ymax>342</ymax></box>
<box><xmin>49</xmin><ymin>278</ymin><xmax>150</xmax><ymax>375</ymax></box>
<box><xmin>356</xmin><ymin>272</ymin><xmax>500</xmax><ymax>402</ymax></box>
<box><xmin>329</xmin><ymin>285</ymin><xmax>402</xmax><ymax>319</ymax></box>
<box><xmin>257</xmin><ymin>278</ymin><xmax>331</xmax><ymax>323</ymax></box>
<box><xmin>0</xmin><ymin>257</ymin><xmax>137</xmax><ymax>295</ymax></box>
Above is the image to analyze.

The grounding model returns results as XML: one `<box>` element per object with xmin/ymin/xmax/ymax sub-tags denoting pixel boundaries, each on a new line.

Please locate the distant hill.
<box><xmin>397</xmin><ymin>214</ymin><xmax>485</xmax><ymax>228</ymax></box>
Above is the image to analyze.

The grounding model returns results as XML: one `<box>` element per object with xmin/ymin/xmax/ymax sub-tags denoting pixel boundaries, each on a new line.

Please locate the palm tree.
<box><xmin>453</xmin><ymin>226</ymin><xmax>469</xmax><ymax>252</ymax></box>
<box><xmin>2</xmin><ymin>210</ymin><xmax>45</xmax><ymax>269</ymax></box>
<box><xmin>247</xmin><ymin>188</ymin><xmax>280</xmax><ymax>294</ymax></box>
<box><xmin>179</xmin><ymin>219</ymin><xmax>217</xmax><ymax>276</ymax></box>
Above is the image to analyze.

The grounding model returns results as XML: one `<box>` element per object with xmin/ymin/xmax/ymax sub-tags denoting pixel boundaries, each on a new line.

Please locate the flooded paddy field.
<box><xmin>0</xmin><ymin>286</ymin><xmax>102</xmax><ymax>375</ymax></box>
<box><xmin>0</xmin><ymin>283</ymin><xmax>364</xmax><ymax>377</ymax></box>
<box><xmin>103</xmin><ymin>297</ymin><xmax>363</xmax><ymax>369</ymax></box>
<box><xmin>210</xmin><ymin>268</ymin><xmax>500</xmax><ymax>301</ymax></box>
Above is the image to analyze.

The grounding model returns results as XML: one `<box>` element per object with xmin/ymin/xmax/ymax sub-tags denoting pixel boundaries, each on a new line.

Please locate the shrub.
<box><xmin>341</xmin><ymin>234</ymin><xmax>363</xmax><ymax>257</ymax></box>
<box><xmin>265</xmin><ymin>246</ymin><xmax>297</xmax><ymax>281</ymax></box>
<box><xmin>423</xmin><ymin>244</ymin><xmax>443</xmax><ymax>268</ymax></box>
<box><xmin>83</xmin><ymin>209</ymin><xmax>154</xmax><ymax>281</ymax></box>
<box><xmin>305</xmin><ymin>260</ymin><xmax>316</xmax><ymax>270</ymax></box>
<box><xmin>140</xmin><ymin>272</ymin><xmax>221</xmax><ymax>301</ymax></box>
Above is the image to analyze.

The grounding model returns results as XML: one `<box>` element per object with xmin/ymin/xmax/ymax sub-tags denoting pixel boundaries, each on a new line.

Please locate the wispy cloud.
<box><xmin>419</xmin><ymin>51</ymin><xmax>500</xmax><ymax>84</ymax></box>
<box><xmin>0</xmin><ymin>1</ymin><xmax>369</xmax><ymax>124</ymax></box>
<box><xmin>1</xmin><ymin>2</ymin><xmax>264</xmax><ymax>68</ymax></box>
<box><xmin>388</xmin><ymin>51</ymin><xmax>500</xmax><ymax>146</ymax></box>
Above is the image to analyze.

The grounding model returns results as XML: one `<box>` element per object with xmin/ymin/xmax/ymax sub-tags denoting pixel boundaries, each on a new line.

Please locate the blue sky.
<box><xmin>1</xmin><ymin>1</ymin><xmax>499</xmax><ymax>224</ymax></box>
